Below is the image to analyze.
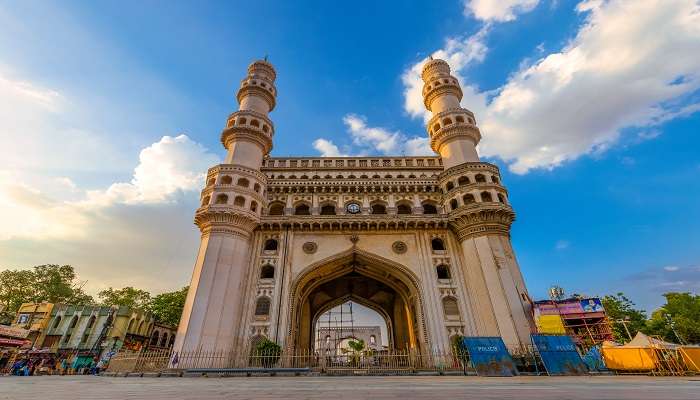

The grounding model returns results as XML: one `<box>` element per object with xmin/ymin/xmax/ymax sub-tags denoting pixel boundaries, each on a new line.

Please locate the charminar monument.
<box><xmin>173</xmin><ymin>58</ymin><xmax>535</xmax><ymax>354</ymax></box>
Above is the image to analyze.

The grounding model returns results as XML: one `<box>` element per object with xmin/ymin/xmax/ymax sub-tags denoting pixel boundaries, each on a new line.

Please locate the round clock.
<box><xmin>346</xmin><ymin>202</ymin><xmax>361</xmax><ymax>214</ymax></box>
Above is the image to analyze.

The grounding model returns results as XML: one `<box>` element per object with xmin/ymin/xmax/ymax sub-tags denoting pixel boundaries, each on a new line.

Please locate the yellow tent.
<box><xmin>601</xmin><ymin>332</ymin><xmax>663</xmax><ymax>371</ymax></box>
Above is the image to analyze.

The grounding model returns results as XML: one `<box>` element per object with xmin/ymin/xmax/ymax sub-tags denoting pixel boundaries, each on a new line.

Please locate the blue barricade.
<box><xmin>461</xmin><ymin>336</ymin><xmax>517</xmax><ymax>376</ymax></box>
<box><xmin>531</xmin><ymin>334</ymin><xmax>588</xmax><ymax>375</ymax></box>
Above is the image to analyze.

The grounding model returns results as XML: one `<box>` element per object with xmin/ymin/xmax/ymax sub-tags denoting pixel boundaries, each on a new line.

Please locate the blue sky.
<box><xmin>0</xmin><ymin>0</ymin><xmax>698</xmax><ymax>314</ymax></box>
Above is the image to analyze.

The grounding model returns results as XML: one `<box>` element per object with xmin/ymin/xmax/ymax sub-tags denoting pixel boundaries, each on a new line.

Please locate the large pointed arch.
<box><xmin>285</xmin><ymin>247</ymin><xmax>428</xmax><ymax>352</ymax></box>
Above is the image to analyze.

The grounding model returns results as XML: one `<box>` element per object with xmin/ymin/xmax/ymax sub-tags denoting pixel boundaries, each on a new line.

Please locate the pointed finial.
<box><xmin>264</xmin><ymin>54</ymin><xmax>268</xmax><ymax>61</ymax></box>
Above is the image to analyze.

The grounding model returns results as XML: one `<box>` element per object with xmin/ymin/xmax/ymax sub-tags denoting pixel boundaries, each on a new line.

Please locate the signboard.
<box><xmin>461</xmin><ymin>336</ymin><xmax>517</xmax><ymax>376</ymax></box>
<box><xmin>0</xmin><ymin>337</ymin><xmax>29</xmax><ymax>346</ymax></box>
<box><xmin>531</xmin><ymin>335</ymin><xmax>588</xmax><ymax>375</ymax></box>
<box><xmin>0</xmin><ymin>324</ymin><xmax>30</xmax><ymax>338</ymax></box>
<box><xmin>535</xmin><ymin>298</ymin><xmax>605</xmax><ymax>316</ymax></box>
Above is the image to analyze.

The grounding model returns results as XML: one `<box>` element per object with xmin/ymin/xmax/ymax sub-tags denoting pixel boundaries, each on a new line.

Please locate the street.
<box><xmin>0</xmin><ymin>375</ymin><xmax>698</xmax><ymax>400</ymax></box>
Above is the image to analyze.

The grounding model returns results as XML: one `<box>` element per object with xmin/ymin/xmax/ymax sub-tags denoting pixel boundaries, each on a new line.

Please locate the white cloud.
<box><xmin>404</xmin><ymin>0</ymin><xmax>700</xmax><ymax>174</ymax></box>
<box><xmin>464</xmin><ymin>0</ymin><xmax>541</xmax><ymax>22</ymax></box>
<box><xmin>663</xmin><ymin>266</ymin><xmax>680</xmax><ymax>272</ymax></box>
<box><xmin>313</xmin><ymin>138</ymin><xmax>348</xmax><ymax>157</ymax></box>
<box><xmin>83</xmin><ymin>135</ymin><xmax>218</xmax><ymax>207</ymax></box>
<box><xmin>313</xmin><ymin>114</ymin><xmax>434</xmax><ymax>157</ymax></box>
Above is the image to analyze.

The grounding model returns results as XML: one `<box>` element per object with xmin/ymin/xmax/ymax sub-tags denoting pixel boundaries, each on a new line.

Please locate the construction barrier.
<box><xmin>581</xmin><ymin>346</ymin><xmax>607</xmax><ymax>372</ymax></box>
<box><xmin>461</xmin><ymin>337</ymin><xmax>517</xmax><ymax>376</ymax></box>
<box><xmin>531</xmin><ymin>335</ymin><xmax>588</xmax><ymax>375</ymax></box>
<box><xmin>601</xmin><ymin>346</ymin><xmax>656</xmax><ymax>371</ymax></box>
<box><xmin>679</xmin><ymin>347</ymin><xmax>700</xmax><ymax>372</ymax></box>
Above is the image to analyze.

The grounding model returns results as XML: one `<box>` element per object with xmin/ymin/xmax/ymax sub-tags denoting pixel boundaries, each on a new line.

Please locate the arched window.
<box><xmin>215</xmin><ymin>194</ymin><xmax>228</xmax><ymax>204</ymax></box>
<box><xmin>446</xmin><ymin>182</ymin><xmax>454</xmax><ymax>191</ymax></box>
<box><xmin>295</xmin><ymin>204</ymin><xmax>311</xmax><ymax>215</ymax></box>
<box><xmin>450</xmin><ymin>199</ymin><xmax>458</xmax><ymax>210</ymax></box>
<box><xmin>250</xmin><ymin>201</ymin><xmax>258</xmax><ymax>212</ymax></box>
<box><xmin>160</xmin><ymin>332</ymin><xmax>168</xmax><ymax>347</ymax></box>
<box><xmin>443</xmin><ymin>297</ymin><xmax>459</xmax><ymax>318</ymax></box>
<box><xmin>253</xmin><ymin>183</ymin><xmax>261</xmax><ymax>192</ymax></box>
<box><xmin>371</xmin><ymin>203</ymin><xmax>387</xmax><ymax>214</ymax></box>
<box><xmin>238</xmin><ymin>117</ymin><xmax>247</xmax><ymax>125</ymax></box>
<box><xmin>168</xmin><ymin>335</ymin><xmax>175</xmax><ymax>348</ymax></box>
<box><xmin>397</xmin><ymin>203</ymin><xmax>412</xmax><ymax>214</ymax></box>
<box><xmin>325</xmin><ymin>335</ymin><xmax>331</xmax><ymax>344</ymax></box>
<box><xmin>324</xmin><ymin>175</ymin><xmax>333</xmax><ymax>179</ymax></box>
<box><xmin>264</xmin><ymin>239</ymin><xmax>278</xmax><ymax>251</ymax></box>
<box><xmin>201</xmin><ymin>195</ymin><xmax>210</xmax><ymax>206</ymax></box>
<box><xmin>422</xmin><ymin>203</ymin><xmax>438</xmax><ymax>214</ymax></box>
<box><xmin>475</xmin><ymin>174</ymin><xmax>486</xmax><ymax>183</ymax></box>
<box><xmin>250</xmin><ymin>119</ymin><xmax>260</xmax><ymax>127</ymax></box>
<box><xmin>458</xmin><ymin>176</ymin><xmax>470</xmax><ymax>186</ymax></box>
<box><xmin>456</xmin><ymin>116</ymin><xmax>465</xmax><ymax>123</ymax></box>
<box><xmin>268</xmin><ymin>202</ymin><xmax>285</xmax><ymax>215</ymax></box>
<box><xmin>491</xmin><ymin>175</ymin><xmax>500</xmax><ymax>184</ymax></box>
<box><xmin>151</xmin><ymin>331</ymin><xmax>160</xmax><ymax>346</ymax></box>
<box><xmin>370</xmin><ymin>335</ymin><xmax>376</xmax><ymax>345</ymax></box>
<box><xmin>137</xmin><ymin>320</ymin><xmax>145</xmax><ymax>334</ymax></box>
<box><xmin>207</xmin><ymin>178</ymin><xmax>215</xmax><ymax>186</ymax></box>
<box><xmin>237</xmin><ymin>178</ymin><xmax>250</xmax><ymax>188</ymax></box>
<box><xmin>300</xmin><ymin>175</ymin><xmax>309</xmax><ymax>179</ymax></box>
<box><xmin>497</xmin><ymin>193</ymin><xmax>506</xmax><ymax>203</ymax></box>
<box><xmin>320</xmin><ymin>204</ymin><xmax>336</xmax><ymax>215</ymax></box>
<box><xmin>126</xmin><ymin>318</ymin><xmax>134</xmax><ymax>332</ymax></box>
<box><xmin>86</xmin><ymin>315</ymin><xmax>96</xmax><ymax>329</ymax></box>
<box><xmin>234</xmin><ymin>196</ymin><xmax>246</xmax><ymax>207</ymax></box>
<box><xmin>481</xmin><ymin>191</ymin><xmax>493</xmax><ymax>202</ymax></box>
<box><xmin>463</xmin><ymin>194</ymin><xmax>476</xmax><ymax>204</ymax></box>
<box><xmin>372</xmin><ymin>175</ymin><xmax>380</xmax><ymax>179</ymax></box>
<box><xmin>255</xmin><ymin>297</ymin><xmax>271</xmax><ymax>316</ymax></box>
<box><xmin>52</xmin><ymin>316</ymin><xmax>62</xmax><ymax>329</ymax></box>
<box><xmin>443</xmin><ymin>117</ymin><xmax>453</xmax><ymax>125</ymax></box>
<box><xmin>431</xmin><ymin>238</ymin><xmax>446</xmax><ymax>251</ymax></box>
<box><xmin>260</xmin><ymin>265</ymin><xmax>275</xmax><ymax>279</ymax></box>
<box><xmin>436</xmin><ymin>265</ymin><xmax>451</xmax><ymax>279</ymax></box>
<box><xmin>221</xmin><ymin>175</ymin><xmax>233</xmax><ymax>185</ymax></box>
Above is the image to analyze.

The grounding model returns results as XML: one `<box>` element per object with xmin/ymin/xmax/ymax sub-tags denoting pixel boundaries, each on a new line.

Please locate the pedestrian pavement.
<box><xmin>1</xmin><ymin>375</ymin><xmax>699</xmax><ymax>399</ymax></box>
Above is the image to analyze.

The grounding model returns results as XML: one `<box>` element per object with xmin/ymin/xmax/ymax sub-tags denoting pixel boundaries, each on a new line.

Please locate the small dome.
<box><xmin>248</xmin><ymin>59</ymin><xmax>276</xmax><ymax>81</ymax></box>
<box><xmin>421</xmin><ymin>58</ymin><xmax>450</xmax><ymax>82</ymax></box>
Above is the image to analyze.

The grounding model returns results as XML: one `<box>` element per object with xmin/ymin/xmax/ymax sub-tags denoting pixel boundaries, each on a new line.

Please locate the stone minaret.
<box><xmin>422</xmin><ymin>58</ymin><xmax>534</xmax><ymax>347</ymax></box>
<box><xmin>173</xmin><ymin>60</ymin><xmax>276</xmax><ymax>352</ymax></box>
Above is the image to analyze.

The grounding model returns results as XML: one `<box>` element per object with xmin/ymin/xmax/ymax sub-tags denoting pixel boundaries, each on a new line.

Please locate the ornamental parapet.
<box><xmin>423</xmin><ymin>83</ymin><xmax>463</xmax><ymax>111</ymax></box>
<box><xmin>220</xmin><ymin>125</ymin><xmax>273</xmax><ymax>155</ymax></box>
<box><xmin>258</xmin><ymin>214</ymin><xmax>450</xmax><ymax>231</ymax></box>
<box><xmin>261</xmin><ymin>156</ymin><xmax>443</xmax><ymax>170</ymax></box>
<box><xmin>429</xmin><ymin>123</ymin><xmax>481</xmax><ymax>154</ymax></box>
<box><xmin>448</xmin><ymin>203</ymin><xmax>515</xmax><ymax>241</ymax></box>
<box><xmin>236</xmin><ymin>78</ymin><xmax>276</xmax><ymax>111</ymax></box>
<box><xmin>225</xmin><ymin>110</ymin><xmax>275</xmax><ymax>134</ymax></box>
<box><xmin>194</xmin><ymin>207</ymin><xmax>260</xmax><ymax>237</ymax></box>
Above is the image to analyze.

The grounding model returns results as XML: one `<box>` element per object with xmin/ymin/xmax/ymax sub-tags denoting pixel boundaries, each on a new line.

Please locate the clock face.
<box><xmin>346</xmin><ymin>202</ymin><xmax>361</xmax><ymax>214</ymax></box>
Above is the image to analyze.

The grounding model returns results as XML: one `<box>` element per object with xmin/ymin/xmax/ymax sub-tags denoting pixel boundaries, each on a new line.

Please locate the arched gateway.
<box><xmin>173</xmin><ymin>58</ymin><xmax>536</xmax><ymax>356</ymax></box>
<box><xmin>287</xmin><ymin>248</ymin><xmax>426</xmax><ymax>352</ymax></box>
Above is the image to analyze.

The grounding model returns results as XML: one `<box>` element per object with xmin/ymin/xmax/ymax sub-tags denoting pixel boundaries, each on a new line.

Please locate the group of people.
<box><xmin>8</xmin><ymin>356</ymin><xmax>105</xmax><ymax>376</ymax></box>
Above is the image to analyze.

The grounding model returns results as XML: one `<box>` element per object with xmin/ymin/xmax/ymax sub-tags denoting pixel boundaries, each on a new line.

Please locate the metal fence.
<box><xmin>106</xmin><ymin>348</ymin><xmax>480</xmax><ymax>375</ymax></box>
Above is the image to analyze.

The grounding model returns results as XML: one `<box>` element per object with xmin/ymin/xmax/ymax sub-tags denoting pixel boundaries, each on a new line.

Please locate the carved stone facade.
<box><xmin>173</xmin><ymin>58</ymin><xmax>535</xmax><ymax>355</ymax></box>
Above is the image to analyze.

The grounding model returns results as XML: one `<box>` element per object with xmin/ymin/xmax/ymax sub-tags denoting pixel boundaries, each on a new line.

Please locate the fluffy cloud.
<box><xmin>83</xmin><ymin>135</ymin><xmax>218</xmax><ymax>207</ymax></box>
<box><xmin>404</xmin><ymin>0</ymin><xmax>700</xmax><ymax>174</ymax></box>
<box><xmin>312</xmin><ymin>114</ymin><xmax>433</xmax><ymax>157</ymax></box>
<box><xmin>313</xmin><ymin>138</ymin><xmax>348</xmax><ymax>157</ymax></box>
<box><xmin>464</xmin><ymin>0</ymin><xmax>540</xmax><ymax>22</ymax></box>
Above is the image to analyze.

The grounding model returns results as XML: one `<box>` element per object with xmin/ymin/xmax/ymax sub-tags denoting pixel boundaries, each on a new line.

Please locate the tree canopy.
<box><xmin>601</xmin><ymin>292</ymin><xmax>648</xmax><ymax>342</ymax></box>
<box><xmin>98</xmin><ymin>286</ymin><xmax>152</xmax><ymax>309</ymax></box>
<box><xmin>149</xmin><ymin>286</ymin><xmax>188</xmax><ymax>327</ymax></box>
<box><xmin>0</xmin><ymin>265</ymin><xmax>93</xmax><ymax>324</ymax></box>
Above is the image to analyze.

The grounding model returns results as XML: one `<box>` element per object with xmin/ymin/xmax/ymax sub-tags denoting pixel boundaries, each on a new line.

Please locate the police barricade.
<box><xmin>531</xmin><ymin>334</ymin><xmax>588</xmax><ymax>375</ymax></box>
<box><xmin>461</xmin><ymin>337</ymin><xmax>517</xmax><ymax>376</ymax></box>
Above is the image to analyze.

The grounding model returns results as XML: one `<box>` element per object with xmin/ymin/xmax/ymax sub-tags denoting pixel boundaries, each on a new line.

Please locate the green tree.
<box><xmin>149</xmin><ymin>286</ymin><xmax>188</xmax><ymax>326</ymax></box>
<box><xmin>0</xmin><ymin>269</ymin><xmax>35</xmax><ymax>324</ymax></box>
<box><xmin>0</xmin><ymin>265</ymin><xmax>94</xmax><ymax>323</ymax></box>
<box><xmin>601</xmin><ymin>292</ymin><xmax>648</xmax><ymax>342</ymax></box>
<box><xmin>254</xmin><ymin>338</ymin><xmax>281</xmax><ymax>367</ymax></box>
<box><xmin>98</xmin><ymin>286</ymin><xmax>151</xmax><ymax>309</ymax></box>
<box><xmin>646</xmin><ymin>292</ymin><xmax>700</xmax><ymax>344</ymax></box>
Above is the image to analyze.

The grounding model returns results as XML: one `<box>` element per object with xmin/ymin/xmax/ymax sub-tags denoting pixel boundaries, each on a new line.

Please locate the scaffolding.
<box><xmin>315</xmin><ymin>302</ymin><xmax>356</xmax><ymax>354</ymax></box>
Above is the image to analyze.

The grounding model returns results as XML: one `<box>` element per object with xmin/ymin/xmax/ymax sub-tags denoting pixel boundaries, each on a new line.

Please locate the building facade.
<box><xmin>174</xmin><ymin>58</ymin><xmax>535</xmax><ymax>354</ymax></box>
<box><xmin>317</xmin><ymin>326</ymin><xmax>383</xmax><ymax>353</ymax></box>
<box><xmin>13</xmin><ymin>302</ymin><xmax>54</xmax><ymax>348</ymax></box>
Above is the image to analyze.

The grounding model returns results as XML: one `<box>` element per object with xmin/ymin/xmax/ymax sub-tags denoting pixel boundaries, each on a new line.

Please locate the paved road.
<box><xmin>1</xmin><ymin>375</ymin><xmax>699</xmax><ymax>399</ymax></box>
